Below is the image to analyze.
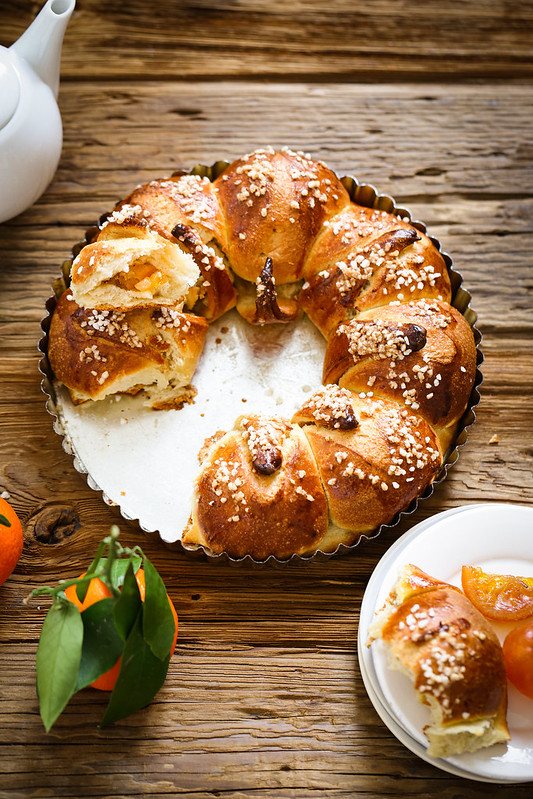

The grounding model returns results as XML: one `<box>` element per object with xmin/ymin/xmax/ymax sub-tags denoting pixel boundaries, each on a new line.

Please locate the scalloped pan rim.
<box><xmin>38</xmin><ymin>161</ymin><xmax>483</xmax><ymax>566</ymax></box>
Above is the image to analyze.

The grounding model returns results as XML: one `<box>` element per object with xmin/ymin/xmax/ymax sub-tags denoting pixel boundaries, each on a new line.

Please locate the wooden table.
<box><xmin>1</xmin><ymin>1</ymin><xmax>532</xmax><ymax>796</ymax></box>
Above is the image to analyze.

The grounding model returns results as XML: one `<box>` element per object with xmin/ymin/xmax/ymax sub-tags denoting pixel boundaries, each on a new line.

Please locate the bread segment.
<box><xmin>48</xmin><ymin>293</ymin><xmax>208</xmax><ymax>408</ymax></box>
<box><xmin>213</xmin><ymin>147</ymin><xmax>350</xmax><ymax>285</ymax></box>
<box><xmin>300</xmin><ymin>210</ymin><xmax>451</xmax><ymax>338</ymax></box>
<box><xmin>368</xmin><ymin>564</ymin><xmax>510</xmax><ymax>758</ymax></box>
<box><xmin>183</xmin><ymin>415</ymin><xmax>329</xmax><ymax>561</ymax></box>
<box><xmin>293</xmin><ymin>386</ymin><xmax>442</xmax><ymax>545</ymax></box>
<box><xmin>323</xmin><ymin>299</ymin><xmax>476</xmax><ymax>451</ymax></box>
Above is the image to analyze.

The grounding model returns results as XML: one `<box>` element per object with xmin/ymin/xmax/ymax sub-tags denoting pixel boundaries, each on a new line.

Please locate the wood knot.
<box><xmin>26</xmin><ymin>504</ymin><xmax>80</xmax><ymax>545</ymax></box>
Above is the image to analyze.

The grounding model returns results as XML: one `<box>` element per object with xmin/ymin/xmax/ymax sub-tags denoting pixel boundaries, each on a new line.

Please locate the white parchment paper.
<box><xmin>55</xmin><ymin>310</ymin><xmax>326</xmax><ymax>542</ymax></box>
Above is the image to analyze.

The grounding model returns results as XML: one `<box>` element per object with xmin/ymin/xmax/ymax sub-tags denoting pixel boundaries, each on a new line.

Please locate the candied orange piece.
<box><xmin>461</xmin><ymin>565</ymin><xmax>533</xmax><ymax>621</ymax></box>
<box><xmin>113</xmin><ymin>261</ymin><xmax>168</xmax><ymax>292</ymax></box>
<box><xmin>135</xmin><ymin>270</ymin><xmax>167</xmax><ymax>293</ymax></box>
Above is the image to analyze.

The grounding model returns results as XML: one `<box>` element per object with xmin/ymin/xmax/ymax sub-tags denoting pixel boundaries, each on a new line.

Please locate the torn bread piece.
<box><xmin>48</xmin><ymin>292</ymin><xmax>208</xmax><ymax>408</ymax></box>
<box><xmin>70</xmin><ymin>231</ymin><xmax>200</xmax><ymax>312</ymax></box>
<box><xmin>368</xmin><ymin>564</ymin><xmax>510</xmax><ymax>758</ymax></box>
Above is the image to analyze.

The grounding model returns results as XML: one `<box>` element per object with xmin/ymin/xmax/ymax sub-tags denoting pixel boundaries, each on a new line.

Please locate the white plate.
<box><xmin>358</xmin><ymin>503</ymin><xmax>533</xmax><ymax>783</ymax></box>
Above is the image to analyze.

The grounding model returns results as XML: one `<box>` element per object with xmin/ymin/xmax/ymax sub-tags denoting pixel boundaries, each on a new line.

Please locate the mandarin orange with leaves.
<box><xmin>0</xmin><ymin>497</ymin><xmax>23</xmax><ymax>586</ymax></box>
<box><xmin>65</xmin><ymin>568</ymin><xmax>178</xmax><ymax>690</ymax></box>
<box><xmin>33</xmin><ymin>527</ymin><xmax>179</xmax><ymax>731</ymax></box>
<box><xmin>461</xmin><ymin>565</ymin><xmax>533</xmax><ymax>621</ymax></box>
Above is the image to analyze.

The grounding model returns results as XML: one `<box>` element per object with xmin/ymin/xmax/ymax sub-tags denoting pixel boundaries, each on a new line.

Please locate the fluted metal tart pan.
<box><xmin>39</xmin><ymin>161</ymin><xmax>483</xmax><ymax>564</ymax></box>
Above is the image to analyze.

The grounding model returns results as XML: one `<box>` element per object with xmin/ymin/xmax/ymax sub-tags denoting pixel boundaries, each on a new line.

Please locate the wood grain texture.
<box><xmin>1</xmin><ymin>82</ymin><xmax>531</xmax><ymax>335</ymax></box>
<box><xmin>3</xmin><ymin>0</ymin><xmax>533</xmax><ymax>80</ymax></box>
<box><xmin>1</xmin><ymin>0</ymin><xmax>533</xmax><ymax>796</ymax></box>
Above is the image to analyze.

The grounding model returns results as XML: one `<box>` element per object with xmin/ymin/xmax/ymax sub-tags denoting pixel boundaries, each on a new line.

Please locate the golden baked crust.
<box><xmin>293</xmin><ymin>386</ymin><xmax>442</xmax><ymax>543</ymax></box>
<box><xmin>169</xmin><ymin>222</ymin><xmax>236</xmax><ymax>323</ymax></box>
<box><xmin>48</xmin><ymin>292</ymin><xmax>208</xmax><ymax>407</ymax></box>
<box><xmin>116</xmin><ymin>172</ymin><xmax>229</xmax><ymax>250</ymax></box>
<box><xmin>368</xmin><ymin>564</ymin><xmax>510</xmax><ymax>757</ymax></box>
<box><xmin>323</xmin><ymin>299</ymin><xmax>476</xmax><ymax>451</ymax></box>
<box><xmin>213</xmin><ymin>148</ymin><xmax>350</xmax><ymax>285</ymax></box>
<box><xmin>182</xmin><ymin>415</ymin><xmax>329</xmax><ymax>560</ymax></box>
<box><xmin>48</xmin><ymin>147</ymin><xmax>478</xmax><ymax>560</ymax></box>
<box><xmin>300</xmin><ymin>208</ymin><xmax>451</xmax><ymax>338</ymax></box>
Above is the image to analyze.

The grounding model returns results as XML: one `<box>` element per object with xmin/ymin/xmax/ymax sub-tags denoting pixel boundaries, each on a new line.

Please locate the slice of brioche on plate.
<box><xmin>367</xmin><ymin>563</ymin><xmax>510</xmax><ymax>758</ymax></box>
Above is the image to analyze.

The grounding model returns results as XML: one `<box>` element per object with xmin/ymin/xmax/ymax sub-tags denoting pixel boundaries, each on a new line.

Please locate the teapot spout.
<box><xmin>10</xmin><ymin>0</ymin><xmax>75</xmax><ymax>99</ymax></box>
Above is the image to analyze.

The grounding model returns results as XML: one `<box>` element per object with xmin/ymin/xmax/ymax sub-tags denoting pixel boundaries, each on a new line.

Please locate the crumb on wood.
<box><xmin>489</xmin><ymin>433</ymin><xmax>499</xmax><ymax>444</ymax></box>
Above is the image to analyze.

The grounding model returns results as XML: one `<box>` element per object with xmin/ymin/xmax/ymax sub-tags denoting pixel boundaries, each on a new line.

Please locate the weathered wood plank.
<box><xmin>1</xmin><ymin>638</ymin><xmax>532</xmax><ymax>798</ymax></box>
<box><xmin>3</xmin><ymin>0</ymin><xmax>533</xmax><ymax>80</ymax></box>
<box><xmin>1</xmin><ymin>3</ymin><xmax>533</xmax><ymax>793</ymax></box>
<box><xmin>41</xmin><ymin>83</ymin><xmax>533</xmax><ymax>201</ymax></box>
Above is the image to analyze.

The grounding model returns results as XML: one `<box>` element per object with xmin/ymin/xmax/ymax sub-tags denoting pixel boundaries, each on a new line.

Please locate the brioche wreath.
<box><xmin>45</xmin><ymin>147</ymin><xmax>481</xmax><ymax>562</ymax></box>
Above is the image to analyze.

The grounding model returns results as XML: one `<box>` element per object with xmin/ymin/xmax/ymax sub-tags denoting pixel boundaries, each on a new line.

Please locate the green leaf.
<box><xmin>74</xmin><ymin>555</ymin><xmax>144</xmax><ymax>606</ymax></box>
<box><xmin>36</xmin><ymin>600</ymin><xmax>83</xmax><ymax>732</ymax></box>
<box><xmin>0</xmin><ymin>513</ymin><xmax>12</xmax><ymax>527</ymax></box>
<box><xmin>76</xmin><ymin>598</ymin><xmax>124</xmax><ymax>691</ymax></box>
<box><xmin>100</xmin><ymin>611</ymin><xmax>170</xmax><ymax>726</ymax></box>
<box><xmin>113</xmin><ymin>563</ymin><xmax>142</xmax><ymax>642</ymax></box>
<box><xmin>75</xmin><ymin>555</ymin><xmax>143</xmax><ymax>606</ymax></box>
<box><xmin>75</xmin><ymin>575</ymin><xmax>92</xmax><ymax>605</ymax></box>
<box><xmin>142</xmin><ymin>556</ymin><xmax>175</xmax><ymax>661</ymax></box>
<box><xmin>110</xmin><ymin>555</ymin><xmax>142</xmax><ymax>590</ymax></box>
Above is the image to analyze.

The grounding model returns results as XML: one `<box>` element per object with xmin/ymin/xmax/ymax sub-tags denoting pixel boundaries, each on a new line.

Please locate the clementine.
<box><xmin>65</xmin><ymin>568</ymin><xmax>178</xmax><ymax>690</ymax></box>
<box><xmin>0</xmin><ymin>497</ymin><xmax>23</xmax><ymax>586</ymax></box>
<box><xmin>503</xmin><ymin>619</ymin><xmax>533</xmax><ymax>699</ymax></box>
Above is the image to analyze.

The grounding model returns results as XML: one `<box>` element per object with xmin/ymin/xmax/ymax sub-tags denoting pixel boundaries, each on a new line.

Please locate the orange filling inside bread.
<box><xmin>112</xmin><ymin>261</ymin><xmax>168</xmax><ymax>293</ymax></box>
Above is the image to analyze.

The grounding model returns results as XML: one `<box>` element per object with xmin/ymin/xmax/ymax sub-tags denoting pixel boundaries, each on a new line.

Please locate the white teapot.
<box><xmin>0</xmin><ymin>0</ymin><xmax>75</xmax><ymax>224</ymax></box>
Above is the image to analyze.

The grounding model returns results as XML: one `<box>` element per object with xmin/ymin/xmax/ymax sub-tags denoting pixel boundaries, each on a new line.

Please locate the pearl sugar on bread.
<box><xmin>47</xmin><ymin>147</ymin><xmax>477</xmax><ymax>560</ymax></box>
<box><xmin>367</xmin><ymin>564</ymin><xmax>510</xmax><ymax>757</ymax></box>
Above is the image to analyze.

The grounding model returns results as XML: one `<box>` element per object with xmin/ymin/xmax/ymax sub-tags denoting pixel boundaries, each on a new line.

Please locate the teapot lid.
<box><xmin>0</xmin><ymin>52</ymin><xmax>21</xmax><ymax>131</ymax></box>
